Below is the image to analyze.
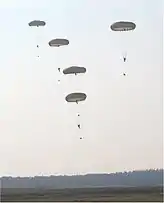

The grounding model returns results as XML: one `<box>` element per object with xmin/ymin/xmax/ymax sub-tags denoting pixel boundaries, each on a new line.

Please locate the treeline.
<box><xmin>1</xmin><ymin>169</ymin><xmax>163</xmax><ymax>189</ymax></box>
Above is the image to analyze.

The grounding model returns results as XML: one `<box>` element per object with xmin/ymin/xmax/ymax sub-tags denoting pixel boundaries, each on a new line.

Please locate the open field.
<box><xmin>1</xmin><ymin>186</ymin><xmax>163</xmax><ymax>202</ymax></box>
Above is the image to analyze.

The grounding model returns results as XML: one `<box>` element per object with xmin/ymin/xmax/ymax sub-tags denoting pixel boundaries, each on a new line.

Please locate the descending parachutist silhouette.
<box><xmin>80</xmin><ymin>137</ymin><xmax>82</xmax><ymax>140</ymax></box>
<box><xmin>65</xmin><ymin>93</ymin><xmax>86</xmax><ymax>139</ymax></box>
<box><xmin>110</xmin><ymin>21</ymin><xmax>136</xmax><ymax>77</ymax></box>
<box><xmin>29</xmin><ymin>20</ymin><xmax>46</xmax><ymax>60</ymax></box>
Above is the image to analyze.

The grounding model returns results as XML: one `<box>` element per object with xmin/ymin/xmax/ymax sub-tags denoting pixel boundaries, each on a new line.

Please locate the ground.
<box><xmin>1</xmin><ymin>186</ymin><xmax>163</xmax><ymax>202</ymax></box>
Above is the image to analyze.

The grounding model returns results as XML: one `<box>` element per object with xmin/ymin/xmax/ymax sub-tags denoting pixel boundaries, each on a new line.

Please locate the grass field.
<box><xmin>1</xmin><ymin>186</ymin><xmax>163</xmax><ymax>202</ymax></box>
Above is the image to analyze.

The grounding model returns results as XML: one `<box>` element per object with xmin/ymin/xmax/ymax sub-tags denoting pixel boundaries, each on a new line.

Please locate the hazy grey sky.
<box><xmin>0</xmin><ymin>0</ymin><xmax>163</xmax><ymax>177</ymax></box>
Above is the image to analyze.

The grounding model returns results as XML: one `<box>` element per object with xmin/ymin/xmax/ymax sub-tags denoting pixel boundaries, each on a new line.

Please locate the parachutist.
<box><xmin>123</xmin><ymin>57</ymin><xmax>126</xmax><ymax>62</ymax></box>
<box><xmin>123</xmin><ymin>73</ymin><xmax>126</xmax><ymax>76</ymax></box>
<box><xmin>77</xmin><ymin>114</ymin><xmax>80</xmax><ymax>117</ymax></box>
<box><xmin>80</xmin><ymin>137</ymin><xmax>82</xmax><ymax>140</ymax></box>
<box><xmin>37</xmin><ymin>45</ymin><xmax>39</xmax><ymax>48</ymax></box>
<box><xmin>58</xmin><ymin>68</ymin><xmax>61</xmax><ymax>72</ymax></box>
<box><xmin>78</xmin><ymin>124</ymin><xmax>81</xmax><ymax>129</ymax></box>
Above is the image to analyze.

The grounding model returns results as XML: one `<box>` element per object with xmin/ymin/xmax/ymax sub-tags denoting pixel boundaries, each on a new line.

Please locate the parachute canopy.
<box><xmin>66</xmin><ymin>93</ymin><xmax>87</xmax><ymax>103</ymax></box>
<box><xmin>28</xmin><ymin>20</ymin><xmax>46</xmax><ymax>27</ymax></box>
<box><xmin>110</xmin><ymin>21</ymin><xmax>136</xmax><ymax>31</ymax></box>
<box><xmin>63</xmin><ymin>66</ymin><xmax>86</xmax><ymax>75</ymax></box>
<box><xmin>49</xmin><ymin>38</ymin><xmax>69</xmax><ymax>47</ymax></box>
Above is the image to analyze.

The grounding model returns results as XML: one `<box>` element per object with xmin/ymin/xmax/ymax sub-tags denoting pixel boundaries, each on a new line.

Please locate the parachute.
<box><xmin>49</xmin><ymin>38</ymin><xmax>69</xmax><ymax>82</ymax></box>
<box><xmin>110</xmin><ymin>21</ymin><xmax>136</xmax><ymax>32</ymax></box>
<box><xmin>28</xmin><ymin>20</ymin><xmax>46</xmax><ymax>27</ymax></box>
<box><xmin>63</xmin><ymin>66</ymin><xmax>86</xmax><ymax>75</ymax></box>
<box><xmin>66</xmin><ymin>92</ymin><xmax>87</xmax><ymax>139</ymax></box>
<box><xmin>49</xmin><ymin>39</ymin><xmax>69</xmax><ymax>47</ymax></box>
<box><xmin>110</xmin><ymin>21</ymin><xmax>136</xmax><ymax>75</ymax></box>
<box><xmin>65</xmin><ymin>92</ymin><xmax>87</xmax><ymax>103</ymax></box>
<box><xmin>28</xmin><ymin>20</ymin><xmax>46</xmax><ymax>58</ymax></box>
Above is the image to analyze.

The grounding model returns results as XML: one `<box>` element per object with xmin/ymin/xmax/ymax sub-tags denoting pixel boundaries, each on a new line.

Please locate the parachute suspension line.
<box><xmin>35</xmin><ymin>26</ymin><xmax>45</xmax><ymax>59</ymax></box>
<box><xmin>36</xmin><ymin>33</ymin><xmax>41</xmax><ymax>59</ymax></box>
<box><xmin>30</xmin><ymin>27</ymin><xmax>39</xmax><ymax>58</ymax></box>
<box><xmin>120</xmin><ymin>33</ymin><xmax>127</xmax><ymax>75</ymax></box>
<box><xmin>32</xmin><ymin>29</ymin><xmax>40</xmax><ymax>57</ymax></box>
<box><xmin>122</xmin><ymin>33</ymin><xmax>128</xmax><ymax>76</ymax></box>
<box><xmin>33</xmin><ymin>26</ymin><xmax>41</xmax><ymax>58</ymax></box>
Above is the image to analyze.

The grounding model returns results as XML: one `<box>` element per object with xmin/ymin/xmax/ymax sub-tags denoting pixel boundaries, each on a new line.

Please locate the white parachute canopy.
<box><xmin>110</xmin><ymin>21</ymin><xmax>136</xmax><ymax>31</ymax></box>
<box><xmin>65</xmin><ymin>93</ymin><xmax>87</xmax><ymax>103</ymax></box>
<box><xmin>63</xmin><ymin>66</ymin><xmax>86</xmax><ymax>75</ymax></box>
<box><xmin>49</xmin><ymin>38</ymin><xmax>69</xmax><ymax>47</ymax></box>
<box><xmin>28</xmin><ymin>20</ymin><xmax>46</xmax><ymax>27</ymax></box>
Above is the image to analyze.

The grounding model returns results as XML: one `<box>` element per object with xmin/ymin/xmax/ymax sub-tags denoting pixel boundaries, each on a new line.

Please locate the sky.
<box><xmin>0</xmin><ymin>0</ymin><xmax>163</xmax><ymax>177</ymax></box>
